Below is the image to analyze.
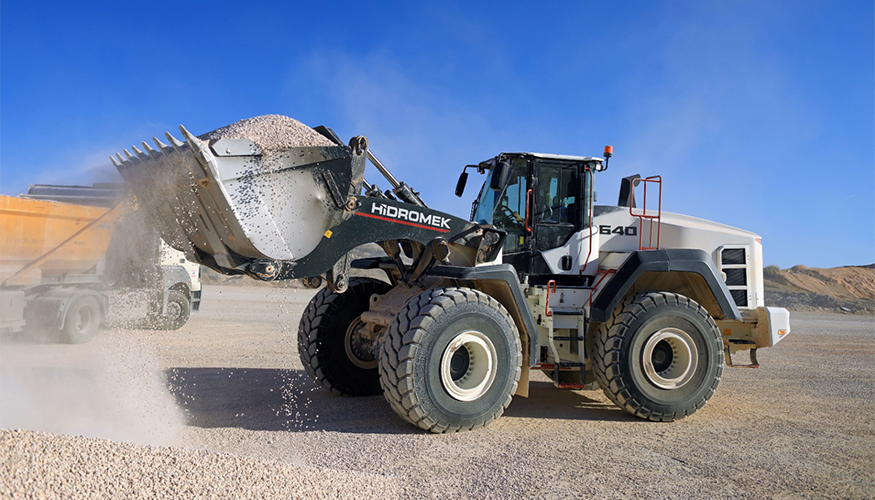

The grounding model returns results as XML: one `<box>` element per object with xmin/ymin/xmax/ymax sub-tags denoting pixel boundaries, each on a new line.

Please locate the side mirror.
<box><xmin>455</xmin><ymin>171</ymin><xmax>469</xmax><ymax>197</ymax></box>
<box><xmin>490</xmin><ymin>161</ymin><xmax>510</xmax><ymax>191</ymax></box>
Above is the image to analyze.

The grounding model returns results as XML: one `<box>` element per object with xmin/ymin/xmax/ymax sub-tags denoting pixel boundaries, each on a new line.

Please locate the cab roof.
<box><xmin>504</xmin><ymin>152</ymin><xmax>604</xmax><ymax>163</ymax></box>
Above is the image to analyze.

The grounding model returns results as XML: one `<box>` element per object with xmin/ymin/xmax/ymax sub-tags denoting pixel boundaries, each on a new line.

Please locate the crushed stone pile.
<box><xmin>0</xmin><ymin>429</ymin><xmax>399</xmax><ymax>500</ymax></box>
<box><xmin>198</xmin><ymin>115</ymin><xmax>334</xmax><ymax>150</ymax></box>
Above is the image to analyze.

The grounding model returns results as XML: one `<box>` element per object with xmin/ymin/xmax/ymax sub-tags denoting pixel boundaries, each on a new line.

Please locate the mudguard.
<box><xmin>590</xmin><ymin>249</ymin><xmax>742</xmax><ymax>323</ymax></box>
<box><xmin>427</xmin><ymin>264</ymin><xmax>539</xmax><ymax>367</ymax></box>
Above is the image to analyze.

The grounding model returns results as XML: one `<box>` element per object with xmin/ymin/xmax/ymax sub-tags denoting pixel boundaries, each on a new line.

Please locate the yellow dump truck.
<box><xmin>0</xmin><ymin>185</ymin><xmax>201</xmax><ymax>343</ymax></box>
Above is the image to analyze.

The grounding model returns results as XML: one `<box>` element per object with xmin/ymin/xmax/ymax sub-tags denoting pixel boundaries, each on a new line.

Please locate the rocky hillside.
<box><xmin>764</xmin><ymin>264</ymin><xmax>875</xmax><ymax>314</ymax></box>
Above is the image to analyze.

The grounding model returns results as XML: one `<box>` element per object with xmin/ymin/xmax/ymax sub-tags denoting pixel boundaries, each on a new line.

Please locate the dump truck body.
<box><xmin>0</xmin><ymin>195</ymin><xmax>119</xmax><ymax>286</ymax></box>
<box><xmin>0</xmin><ymin>189</ymin><xmax>200</xmax><ymax>342</ymax></box>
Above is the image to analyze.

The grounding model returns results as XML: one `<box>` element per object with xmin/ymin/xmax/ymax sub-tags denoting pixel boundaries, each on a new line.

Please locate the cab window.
<box><xmin>536</xmin><ymin>164</ymin><xmax>578</xmax><ymax>226</ymax></box>
<box><xmin>494</xmin><ymin>158</ymin><xmax>528</xmax><ymax>254</ymax></box>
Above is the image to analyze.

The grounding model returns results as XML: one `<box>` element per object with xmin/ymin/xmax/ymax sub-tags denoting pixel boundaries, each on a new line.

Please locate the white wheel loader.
<box><xmin>112</xmin><ymin>118</ymin><xmax>790</xmax><ymax>432</ymax></box>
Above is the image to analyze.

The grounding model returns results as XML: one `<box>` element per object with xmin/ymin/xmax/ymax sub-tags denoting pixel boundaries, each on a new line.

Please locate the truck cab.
<box><xmin>468</xmin><ymin>153</ymin><xmax>600</xmax><ymax>284</ymax></box>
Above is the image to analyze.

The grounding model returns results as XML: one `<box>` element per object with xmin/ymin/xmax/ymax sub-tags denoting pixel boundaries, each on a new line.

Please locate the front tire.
<box><xmin>593</xmin><ymin>291</ymin><xmax>723</xmax><ymax>421</ymax></box>
<box><xmin>379</xmin><ymin>287</ymin><xmax>521</xmax><ymax>433</ymax></box>
<box><xmin>298</xmin><ymin>277</ymin><xmax>392</xmax><ymax>396</ymax></box>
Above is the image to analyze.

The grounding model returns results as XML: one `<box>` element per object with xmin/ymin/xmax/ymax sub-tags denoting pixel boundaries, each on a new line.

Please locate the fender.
<box><xmin>427</xmin><ymin>264</ymin><xmax>539</xmax><ymax>367</ymax></box>
<box><xmin>590</xmin><ymin>249</ymin><xmax>742</xmax><ymax>323</ymax></box>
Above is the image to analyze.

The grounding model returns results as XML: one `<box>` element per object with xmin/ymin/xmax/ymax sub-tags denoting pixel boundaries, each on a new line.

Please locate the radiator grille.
<box><xmin>721</xmin><ymin>248</ymin><xmax>746</xmax><ymax>265</ymax></box>
<box><xmin>730</xmin><ymin>289</ymin><xmax>748</xmax><ymax>307</ymax></box>
<box><xmin>724</xmin><ymin>268</ymin><xmax>747</xmax><ymax>286</ymax></box>
<box><xmin>720</xmin><ymin>246</ymin><xmax>749</xmax><ymax>308</ymax></box>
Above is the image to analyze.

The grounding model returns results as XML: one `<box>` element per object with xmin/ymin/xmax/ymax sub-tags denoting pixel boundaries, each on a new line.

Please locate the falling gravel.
<box><xmin>198</xmin><ymin>115</ymin><xmax>334</xmax><ymax>150</ymax></box>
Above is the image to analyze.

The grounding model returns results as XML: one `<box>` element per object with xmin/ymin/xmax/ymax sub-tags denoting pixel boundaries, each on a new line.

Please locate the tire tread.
<box><xmin>298</xmin><ymin>277</ymin><xmax>390</xmax><ymax>396</ymax></box>
<box><xmin>592</xmin><ymin>291</ymin><xmax>723</xmax><ymax>422</ymax></box>
<box><xmin>379</xmin><ymin>287</ymin><xmax>521</xmax><ymax>433</ymax></box>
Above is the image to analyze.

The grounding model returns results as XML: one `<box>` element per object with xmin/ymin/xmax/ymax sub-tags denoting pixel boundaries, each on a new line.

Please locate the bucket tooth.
<box><xmin>165</xmin><ymin>131</ymin><xmax>184</xmax><ymax>151</ymax></box>
<box><xmin>179</xmin><ymin>125</ymin><xmax>205</xmax><ymax>149</ymax></box>
<box><xmin>110</xmin><ymin>155</ymin><xmax>120</xmax><ymax>167</ymax></box>
<box><xmin>132</xmin><ymin>145</ymin><xmax>149</xmax><ymax>160</ymax></box>
<box><xmin>123</xmin><ymin>149</ymin><xmax>135</xmax><ymax>161</ymax></box>
<box><xmin>179</xmin><ymin>125</ymin><xmax>211</xmax><ymax>169</ymax></box>
<box><xmin>142</xmin><ymin>141</ymin><xmax>162</xmax><ymax>159</ymax></box>
<box><xmin>153</xmin><ymin>136</ymin><xmax>168</xmax><ymax>150</ymax></box>
<box><xmin>115</xmin><ymin>153</ymin><xmax>126</xmax><ymax>165</ymax></box>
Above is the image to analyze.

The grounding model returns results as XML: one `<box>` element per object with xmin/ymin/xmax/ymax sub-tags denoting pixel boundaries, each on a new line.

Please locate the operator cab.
<box><xmin>457</xmin><ymin>153</ymin><xmax>603</xmax><ymax>284</ymax></box>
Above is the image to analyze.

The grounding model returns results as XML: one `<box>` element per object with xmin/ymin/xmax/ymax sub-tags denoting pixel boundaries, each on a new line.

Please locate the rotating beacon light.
<box><xmin>603</xmin><ymin>145</ymin><xmax>613</xmax><ymax>171</ymax></box>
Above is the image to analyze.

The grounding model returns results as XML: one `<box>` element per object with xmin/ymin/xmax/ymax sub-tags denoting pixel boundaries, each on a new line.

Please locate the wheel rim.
<box><xmin>642</xmin><ymin>328</ymin><xmax>698</xmax><ymax>389</ymax></box>
<box><xmin>166</xmin><ymin>301</ymin><xmax>182</xmax><ymax>320</ymax></box>
<box><xmin>440</xmin><ymin>331</ymin><xmax>497</xmax><ymax>402</ymax></box>
<box><xmin>75</xmin><ymin>306</ymin><xmax>93</xmax><ymax>332</ymax></box>
<box><xmin>344</xmin><ymin>317</ymin><xmax>377</xmax><ymax>369</ymax></box>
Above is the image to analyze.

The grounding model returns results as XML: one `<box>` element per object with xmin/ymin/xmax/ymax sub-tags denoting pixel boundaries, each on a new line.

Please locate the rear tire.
<box><xmin>379</xmin><ymin>287</ymin><xmax>521</xmax><ymax>433</ymax></box>
<box><xmin>60</xmin><ymin>296</ymin><xmax>101</xmax><ymax>344</ymax></box>
<box><xmin>298</xmin><ymin>277</ymin><xmax>392</xmax><ymax>396</ymax></box>
<box><xmin>160</xmin><ymin>290</ymin><xmax>191</xmax><ymax>330</ymax></box>
<box><xmin>593</xmin><ymin>291</ymin><xmax>723</xmax><ymax>421</ymax></box>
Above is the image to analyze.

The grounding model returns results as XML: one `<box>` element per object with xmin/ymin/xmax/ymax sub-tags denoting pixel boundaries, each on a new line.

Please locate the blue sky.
<box><xmin>1</xmin><ymin>1</ymin><xmax>872</xmax><ymax>268</ymax></box>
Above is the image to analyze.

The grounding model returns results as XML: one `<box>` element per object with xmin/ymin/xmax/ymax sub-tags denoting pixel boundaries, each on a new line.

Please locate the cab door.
<box><xmin>530</xmin><ymin>161</ymin><xmax>581</xmax><ymax>275</ymax></box>
<box><xmin>493</xmin><ymin>157</ymin><xmax>532</xmax><ymax>275</ymax></box>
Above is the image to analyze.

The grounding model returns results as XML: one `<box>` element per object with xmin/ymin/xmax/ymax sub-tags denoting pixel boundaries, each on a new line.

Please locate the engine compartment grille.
<box><xmin>720</xmin><ymin>246</ymin><xmax>749</xmax><ymax>307</ymax></box>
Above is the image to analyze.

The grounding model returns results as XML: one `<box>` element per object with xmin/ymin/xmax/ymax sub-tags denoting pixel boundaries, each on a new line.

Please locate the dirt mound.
<box><xmin>764</xmin><ymin>264</ymin><xmax>875</xmax><ymax>314</ymax></box>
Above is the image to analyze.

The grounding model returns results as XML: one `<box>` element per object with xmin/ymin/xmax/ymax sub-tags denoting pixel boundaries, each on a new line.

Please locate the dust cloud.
<box><xmin>0</xmin><ymin>202</ymin><xmax>187</xmax><ymax>445</ymax></box>
<box><xmin>0</xmin><ymin>332</ymin><xmax>185</xmax><ymax>446</ymax></box>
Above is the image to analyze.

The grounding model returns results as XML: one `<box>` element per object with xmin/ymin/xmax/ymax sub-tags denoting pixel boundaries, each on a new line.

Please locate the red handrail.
<box><xmin>630</xmin><ymin>176</ymin><xmax>662</xmax><ymax>251</ymax></box>
<box><xmin>545</xmin><ymin>279</ymin><xmax>557</xmax><ymax>317</ymax></box>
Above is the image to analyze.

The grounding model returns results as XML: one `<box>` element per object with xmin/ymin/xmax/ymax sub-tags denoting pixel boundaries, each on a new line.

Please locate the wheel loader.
<box><xmin>111</xmin><ymin>117</ymin><xmax>790</xmax><ymax>432</ymax></box>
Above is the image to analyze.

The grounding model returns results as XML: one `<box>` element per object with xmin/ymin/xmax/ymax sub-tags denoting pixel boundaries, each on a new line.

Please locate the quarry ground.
<box><xmin>1</xmin><ymin>285</ymin><xmax>873</xmax><ymax>499</ymax></box>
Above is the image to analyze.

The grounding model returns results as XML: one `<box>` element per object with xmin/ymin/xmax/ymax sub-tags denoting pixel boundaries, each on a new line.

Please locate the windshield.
<box><xmin>471</xmin><ymin>170</ymin><xmax>496</xmax><ymax>223</ymax></box>
<box><xmin>469</xmin><ymin>158</ymin><xmax>529</xmax><ymax>253</ymax></box>
<box><xmin>471</xmin><ymin>158</ymin><xmax>528</xmax><ymax>226</ymax></box>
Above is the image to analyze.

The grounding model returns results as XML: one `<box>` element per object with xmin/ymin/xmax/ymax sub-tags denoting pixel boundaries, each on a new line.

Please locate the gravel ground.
<box><xmin>1</xmin><ymin>285</ymin><xmax>873</xmax><ymax>499</ymax></box>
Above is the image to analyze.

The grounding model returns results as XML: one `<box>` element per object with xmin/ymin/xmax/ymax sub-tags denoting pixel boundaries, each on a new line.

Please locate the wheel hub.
<box><xmin>642</xmin><ymin>328</ymin><xmax>698</xmax><ymax>390</ymax></box>
<box><xmin>440</xmin><ymin>331</ymin><xmax>497</xmax><ymax>402</ymax></box>
<box><xmin>345</xmin><ymin>318</ymin><xmax>378</xmax><ymax>369</ymax></box>
<box><xmin>75</xmin><ymin>308</ymin><xmax>92</xmax><ymax>332</ymax></box>
<box><xmin>166</xmin><ymin>301</ymin><xmax>182</xmax><ymax>320</ymax></box>
<box><xmin>450</xmin><ymin>347</ymin><xmax>471</xmax><ymax>381</ymax></box>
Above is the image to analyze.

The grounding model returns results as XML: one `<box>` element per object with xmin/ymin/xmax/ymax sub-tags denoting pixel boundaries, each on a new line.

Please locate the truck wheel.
<box><xmin>61</xmin><ymin>296</ymin><xmax>102</xmax><ymax>344</ymax></box>
<box><xmin>593</xmin><ymin>291</ymin><xmax>723</xmax><ymax>421</ymax></box>
<box><xmin>161</xmin><ymin>290</ymin><xmax>191</xmax><ymax>330</ymax></box>
<box><xmin>298</xmin><ymin>277</ymin><xmax>392</xmax><ymax>396</ymax></box>
<box><xmin>379</xmin><ymin>287</ymin><xmax>521</xmax><ymax>433</ymax></box>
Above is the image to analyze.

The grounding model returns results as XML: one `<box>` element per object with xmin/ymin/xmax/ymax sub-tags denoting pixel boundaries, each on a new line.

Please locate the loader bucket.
<box><xmin>111</xmin><ymin>126</ymin><xmax>367</xmax><ymax>274</ymax></box>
